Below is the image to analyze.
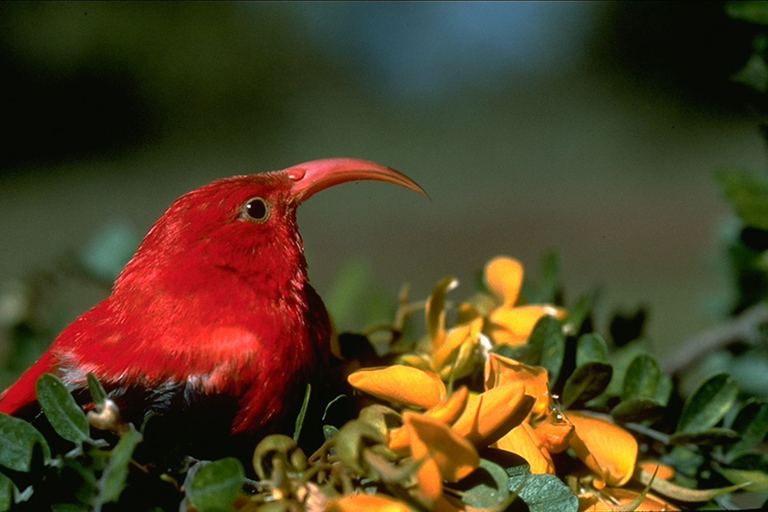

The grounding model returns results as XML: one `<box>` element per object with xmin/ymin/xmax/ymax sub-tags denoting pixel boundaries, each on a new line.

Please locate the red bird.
<box><xmin>0</xmin><ymin>158</ymin><xmax>425</xmax><ymax>450</ymax></box>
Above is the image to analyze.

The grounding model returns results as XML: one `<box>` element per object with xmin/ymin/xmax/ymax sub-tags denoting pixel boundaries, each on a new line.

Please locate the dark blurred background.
<box><xmin>0</xmin><ymin>2</ymin><xmax>765</xmax><ymax>358</ymax></box>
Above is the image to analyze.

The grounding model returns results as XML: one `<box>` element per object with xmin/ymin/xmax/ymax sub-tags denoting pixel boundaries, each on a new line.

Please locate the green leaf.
<box><xmin>96</xmin><ymin>426</ymin><xmax>142</xmax><ymax>506</ymax></box>
<box><xmin>719</xmin><ymin>466</ymin><xmax>768</xmax><ymax>493</ymax></box>
<box><xmin>575</xmin><ymin>333</ymin><xmax>608</xmax><ymax>366</ymax></box>
<box><xmin>726</xmin><ymin>1</ymin><xmax>768</xmax><ymax>25</ymax></box>
<box><xmin>87</xmin><ymin>373</ymin><xmax>108</xmax><ymax>407</ymax></box>
<box><xmin>508</xmin><ymin>468</ymin><xmax>579</xmax><ymax>512</ymax></box>
<box><xmin>622</xmin><ymin>354</ymin><xmax>660</xmax><ymax>400</ymax></box>
<box><xmin>611</xmin><ymin>397</ymin><xmax>664</xmax><ymax>423</ymax></box>
<box><xmin>186</xmin><ymin>458</ymin><xmax>245</xmax><ymax>512</ymax></box>
<box><xmin>453</xmin><ymin>458</ymin><xmax>510</xmax><ymax>509</ymax></box>
<box><xmin>564</xmin><ymin>293</ymin><xmax>594</xmax><ymax>336</ymax></box>
<box><xmin>36</xmin><ymin>374</ymin><xmax>90</xmax><ymax>445</ymax></box>
<box><xmin>669</xmin><ymin>427</ymin><xmax>741</xmax><ymax>446</ymax></box>
<box><xmin>654</xmin><ymin>374</ymin><xmax>673</xmax><ymax>407</ymax></box>
<box><xmin>0</xmin><ymin>472</ymin><xmax>13</xmax><ymax>512</ymax></box>
<box><xmin>728</xmin><ymin>398</ymin><xmax>768</xmax><ymax>456</ymax></box>
<box><xmin>716</xmin><ymin>169</ymin><xmax>768</xmax><ymax>229</ymax></box>
<box><xmin>677</xmin><ymin>373</ymin><xmax>739</xmax><ymax>434</ymax></box>
<box><xmin>529</xmin><ymin>315</ymin><xmax>566</xmax><ymax>384</ymax></box>
<box><xmin>561</xmin><ymin>362</ymin><xmax>612</xmax><ymax>408</ymax></box>
<box><xmin>293</xmin><ymin>384</ymin><xmax>311</xmax><ymax>442</ymax></box>
<box><xmin>523</xmin><ymin>252</ymin><xmax>561</xmax><ymax>304</ymax></box>
<box><xmin>0</xmin><ymin>413</ymin><xmax>51</xmax><ymax>471</ymax></box>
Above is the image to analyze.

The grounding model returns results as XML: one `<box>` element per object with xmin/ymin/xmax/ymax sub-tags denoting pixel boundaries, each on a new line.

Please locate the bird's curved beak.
<box><xmin>282</xmin><ymin>158</ymin><xmax>428</xmax><ymax>204</ymax></box>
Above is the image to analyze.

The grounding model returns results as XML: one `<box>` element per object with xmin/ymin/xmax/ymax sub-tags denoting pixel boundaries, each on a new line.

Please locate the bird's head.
<box><xmin>114</xmin><ymin>158</ymin><xmax>426</xmax><ymax>297</ymax></box>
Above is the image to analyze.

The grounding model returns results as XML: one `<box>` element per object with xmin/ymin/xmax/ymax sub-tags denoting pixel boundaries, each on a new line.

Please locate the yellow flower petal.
<box><xmin>348</xmin><ymin>366</ymin><xmax>446</xmax><ymax>409</ymax></box>
<box><xmin>488</xmin><ymin>305</ymin><xmax>566</xmax><ymax>347</ymax></box>
<box><xmin>405</xmin><ymin>412</ymin><xmax>479</xmax><ymax>483</ymax></box>
<box><xmin>451</xmin><ymin>383</ymin><xmax>531</xmax><ymax>446</ymax></box>
<box><xmin>327</xmin><ymin>494</ymin><xmax>410</xmax><ymax>512</ymax></box>
<box><xmin>388</xmin><ymin>387</ymin><xmax>470</xmax><ymax>452</ymax></box>
<box><xmin>485</xmin><ymin>353</ymin><xmax>551</xmax><ymax>418</ymax></box>
<box><xmin>495</xmin><ymin>422</ymin><xmax>554</xmax><ymax>475</ymax></box>
<box><xmin>566</xmin><ymin>411</ymin><xmax>638</xmax><ymax>487</ymax></box>
<box><xmin>484</xmin><ymin>256</ymin><xmax>524</xmax><ymax>306</ymax></box>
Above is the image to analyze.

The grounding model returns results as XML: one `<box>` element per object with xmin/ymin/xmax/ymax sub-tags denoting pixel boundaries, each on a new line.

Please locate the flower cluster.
<box><xmin>340</xmin><ymin>256</ymin><xmax>671</xmax><ymax>511</ymax></box>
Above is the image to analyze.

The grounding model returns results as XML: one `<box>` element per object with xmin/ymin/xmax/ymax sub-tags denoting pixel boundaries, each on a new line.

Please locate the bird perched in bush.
<box><xmin>0</xmin><ymin>158</ymin><xmax>425</xmax><ymax>454</ymax></box>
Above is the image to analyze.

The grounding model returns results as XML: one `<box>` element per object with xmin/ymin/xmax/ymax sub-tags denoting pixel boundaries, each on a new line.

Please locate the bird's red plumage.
<box><xmin>0</xmin><ymin>159</ymin><xmax>424</xmax><ymax>447</ymax></box>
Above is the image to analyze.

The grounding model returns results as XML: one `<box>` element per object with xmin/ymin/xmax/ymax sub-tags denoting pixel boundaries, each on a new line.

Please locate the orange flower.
<box><xmin>404</xmin><ymin>412</ymin><xmax>479</xmax><ymax>503</ymax></box>
<box><xmin>450</xmin><ymin>382</ymin><xmax>532</xmax><ymax>446</ymax></box>
<box><xmin>483</xmin><ymin>256</ymin><xmax>566</xmax><ymax>347</ymax></box>
<box><xmin>565</xmin><ymin>411</ymin><xmax>638</xmax><ymax>487</ymax></box>
<box><xmin>348</xmin><ymin>365</ymin><xmax>446</xmax><ymax>409</ymax></box>
<box><xmin>389</xmin><ymin>387</ymin><xmax>469</xmax><ymax>452</ymax></box>
<box><xmin>485</xmin><ymin>353</ymin><xmax>551</xmax><ymax>418</ymax></box>
<box><xmin>327</xmin><ymin>493</ymin><xmax>410</xmax><ymax>512</ymax></box>
<box><xmin>495</xmin><ymin>409</ymin><xmax>573</xmax><ymax>474</ymax></box>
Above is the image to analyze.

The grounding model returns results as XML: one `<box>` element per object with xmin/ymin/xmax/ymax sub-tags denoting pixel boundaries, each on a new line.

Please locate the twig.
<box><xmin>661</xmin><ymin>302</ymin><xmax>768</xmax><ymax>375</ymax></box>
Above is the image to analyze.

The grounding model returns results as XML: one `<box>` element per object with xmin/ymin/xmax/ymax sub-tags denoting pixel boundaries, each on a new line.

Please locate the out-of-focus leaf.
<box><xmin>562</xmin><ymin>362</ymin><xmax>612</xmax><ymax>408</ymax></box>
<box><xmin>522</xmin><ymin>252</ymin><xmax>561</xmax><ymax>304</ymax></box>
<box><xmin>716</xmin><ymin>169</ymin><xmax>768</xmax><ymax>230</ymax></box>
<box><xmin>564</xmin><ymin>293</ymin><xmax>594</xmax><ymax>336</ymax></box>
<box><xmin>728</xmin><ymin>398</ymin><xmax>768</xmax><ymax>456</ymax></box>
<box><xmin>95</xmin><ymin>425</ymin><xmax>142</xmax><ymax>506</ymax></box>
<box><xmin>36</xmin><ymin>374</ymin><xmax>89</xmax><ymax>446</ymax></box>
<box><xmin>452</xmin><ymin>458</ymin><xmax>510</xmax><ymax>509</ymax></box>
<box><xmin>611</xmin><ymin>397</ymin><xmax>663</xmax><ymax>423</ymax></box>
<box><xmin>186</xmin><ymin>458</ymin><xmax>245</xmax><ymax>512</ymax></box>
<box><xmin>528</xmin><ymin>316</ymin><xmax>565</xmax><ymax>384</ymax></box>
<box><xmin>677</xmin><ymin>374</ymin><xmax>739</xmax><ymax>434</ymax></box>
<box><xmin>655</xmin><ymin>374</ymin><xmax>673</xmax><ymax>407</ymax></box>
<box><xmin>726</xmin><ymin>1</ymin><xmax>768</xmax><ymax>25</ymax></box>
<box><xmin>622</xmin><ymin>354</ymin><xmax>660</xmax><ymax>400</ymax></box>
<box><xmin>575</xmin><ymin>333</ymin><xmax>608</xmax><ymax>366</ymax></box>
<box><xmin>669</xmin><ymin>428</ymin><xmax>740</xmax><ymax>446</ymax></box>
<box><xmin>720</xmin><ymin>467</ymin><xmax>768</xmax><ymax>493</ymax></box>
<box><xmin>0</xmin><ymin>472</ymin><xmax>13</xmax><ymax>512</ymax></box>
<box><xmin>0</xmin><ymin>413</ymin><xmax>51</xmax><ymax>471</ymax></box>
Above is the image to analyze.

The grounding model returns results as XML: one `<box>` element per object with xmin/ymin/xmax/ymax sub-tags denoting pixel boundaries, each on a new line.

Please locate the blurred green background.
<box><xmin>0</xmin><ymin>2</ymin><xmax>765</xmax><ymax>358</ymax></box>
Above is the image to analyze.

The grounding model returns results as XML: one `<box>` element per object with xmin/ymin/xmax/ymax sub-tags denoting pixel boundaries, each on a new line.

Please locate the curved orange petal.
<box><xmin>405</xmin><ymin>412</ymin><xmax>480</xmax><ymax>483</ymax></box>
<box><xmin>495</xmin><ymin>422</ymin><xmax>555</xmax><ymax>474</ymax></box>
<box><xmin>484</xmin><ymin>256</ymin><xmax>524</xmax><ymax>306</ymax></box>
<box><xmin>566</xmin><ymin>411</ymin><xmax>638</xmax><ymax>487</ymax></box>
<box><xmin>451</xmin><ymin>383</ymin><xmax>531</xmax><ymax>446</ymax></box>
<box><xmin>488</xmin><ymin>305</ymin><xmax>566</xmax><ymax>347</ymax></box>
<box><xmin>348</xmin><ymin>366</ymin><xmax>446</xmax><ymax>409</ymax></box>
<box><xmin>485</xmin><ymin>353</ymin><xmax>551</xmax><ymax>418</ymax></box>
<box><xmin>388</xmin><ymin>387</ymin><xmax>470</xmax><ymax>452</ymax></box>
<box><xmin>327</xmin><ymin>494</ymin><xmax>410</xmax><ymax>512</ymax></box>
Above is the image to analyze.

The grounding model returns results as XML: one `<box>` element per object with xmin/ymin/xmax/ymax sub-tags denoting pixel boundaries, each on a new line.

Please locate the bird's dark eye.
<box><xmin>241</xmin><ymin>197</ymin><xmax>270</xmax><ymax>223</ymax></box>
